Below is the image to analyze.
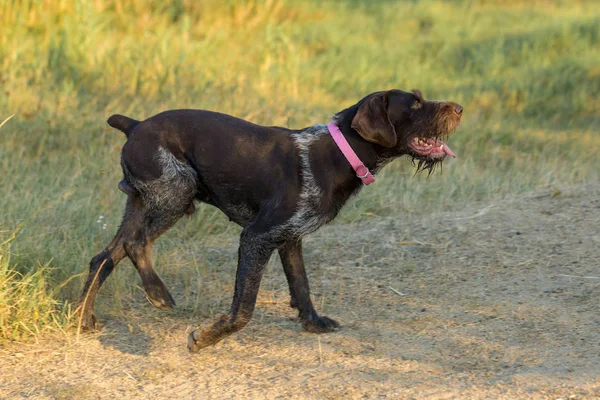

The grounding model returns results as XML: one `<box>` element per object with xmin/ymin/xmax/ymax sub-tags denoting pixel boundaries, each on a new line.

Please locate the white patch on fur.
<box><xmin>124</xmin><ymin>147</ymin><xmax>197</xmax><ymax>210</ymax></box>
<box><xmin>156</xmin><ymin>147</ymin><xmax>196</xmax><ymax>182</ymax></box>
<box><xmin>276</xmin><ymin>124</ymin><xmax>329</xmax><ymax>238</ymax></box>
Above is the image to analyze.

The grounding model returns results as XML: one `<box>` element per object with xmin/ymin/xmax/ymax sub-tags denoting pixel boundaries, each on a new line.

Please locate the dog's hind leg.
<box><xmin>120</xmin><ymin>146</ymin><xmax>197</xmax><ymax>310</ymax></box>
<box><xmin>80</xmin><ymin>144</ymin><xmax>196</xmax><ymax>329</ymax></box>
<box><xmin>279</xmin><ymin>240</ymin><xmax>340</xmax><ymax>333</ymax></box>
<box><xmin>122</xmin><ymin>202</ymin><xmax>185</xmax><ymax>310</ymax></box>
<box><xmin>80</xmin><ymin>187</ymin><xmax>190</xmax><ymax>329</ymax></box>
<box><xmin>79</xmin><ymin>236</ymin><xmax>126</xmax><ymax>330</ymax></box>
<box><xmin>81</xmin><ymin>194</ymin><xmax>188</xmax><ymax>331</ymax></box>
<box><xmin>79</xmin><ymin>197</ymin><xmax>141</xmax><ymax>331</ymax></box>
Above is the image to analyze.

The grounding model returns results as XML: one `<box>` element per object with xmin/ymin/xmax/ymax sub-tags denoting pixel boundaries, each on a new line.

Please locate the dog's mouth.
<box><xmin>408</xmin><ymin>136</ymin><xmax>456</xmax><ymax>160</ymax></box>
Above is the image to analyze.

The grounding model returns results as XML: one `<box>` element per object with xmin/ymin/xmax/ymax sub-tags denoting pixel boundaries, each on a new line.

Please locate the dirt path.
<box><xmin>2</xmin><ymin>184</ymin><xmax>599</xmax><ymax>399</ymax></box>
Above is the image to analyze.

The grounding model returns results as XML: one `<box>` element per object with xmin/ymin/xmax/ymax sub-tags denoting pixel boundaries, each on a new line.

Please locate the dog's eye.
<box><xmin>411</xmin><ymin>100</ymin><xmax>422</xmax><ymax>110</ymax></box>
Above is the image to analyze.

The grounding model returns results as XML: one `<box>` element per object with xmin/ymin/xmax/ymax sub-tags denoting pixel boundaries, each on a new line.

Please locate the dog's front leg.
<box><xmin>279</xmin><ymin>240</ymin><xmax>340</xmax><ymax>333</ymax></box>
<box><xmin>188</xmin><ymin>227</ymin><xmax>276</xmax><ymax>352</ymax></box>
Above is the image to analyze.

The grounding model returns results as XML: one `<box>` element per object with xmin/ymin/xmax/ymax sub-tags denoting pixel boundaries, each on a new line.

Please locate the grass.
<box><xmin>0</xmin><ymin>0</ymin><xmax>599</xmax><ymax>342</ymax></box>
<box><xmin>0</xmin><ymin>232</ymin><xmax>73</xmax><ymax>341</ymax></box>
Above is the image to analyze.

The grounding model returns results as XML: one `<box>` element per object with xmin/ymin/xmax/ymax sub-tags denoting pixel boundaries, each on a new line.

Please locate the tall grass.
<box><xmin>0</xmin><ymin>232</ymin><xmax>73</xmax><ymax>341</ymax></box>
<box><xmin>0</xmin><ymin>0</ymin><xmax>599</xmax><ymax>342</ymax></box>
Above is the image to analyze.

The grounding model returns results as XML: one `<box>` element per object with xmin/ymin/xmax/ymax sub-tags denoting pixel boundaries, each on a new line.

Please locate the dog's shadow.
<box><xmin>97</xmin><ymin>318</ymin><xmax>153</xmax><ymax>356</ymax></box>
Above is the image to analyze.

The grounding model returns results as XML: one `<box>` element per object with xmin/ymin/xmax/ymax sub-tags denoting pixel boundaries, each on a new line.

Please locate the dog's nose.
<box><xmin>454</xmin><ymin>104</ymin><xmax>463</xmax><ymax>116</ymax></box>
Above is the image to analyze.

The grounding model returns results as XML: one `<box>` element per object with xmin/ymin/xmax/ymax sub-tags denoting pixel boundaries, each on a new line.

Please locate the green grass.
<box><xmin>1</xmin><ymin>0</ymin><xmax>599</xmax><ymax>342</ymax></box>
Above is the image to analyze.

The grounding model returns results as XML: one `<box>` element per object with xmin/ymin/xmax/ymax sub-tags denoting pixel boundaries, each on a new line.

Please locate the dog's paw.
<box><xmin>79</xmin><ymin>313</ymin><xmax>99</xmax><ymax>332</ymax></box>
<box><xmin>187</xmin><ymin>329</ymin><xmax>213</xmax><ymax>353</ymax></box>
<box><xmin>187</xmin><ymin>315</ymin><xmax>230</xmax><ymax>353</ymax></box>
<box><xmin>145</xmin><ymin>285</ymin><xmax>176</xmax><ymax>310</ymax></box>
<box><xmin>302</xmin><ymin>315</ymin><xmax>340</xmax><ymax>333</ymax></box>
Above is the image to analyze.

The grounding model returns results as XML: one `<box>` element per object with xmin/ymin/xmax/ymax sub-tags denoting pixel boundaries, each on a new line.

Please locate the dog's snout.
<box><xmin>454</xmin><ymin>104</ymin><xmax>463</xmax><ymax>116</ymax></box>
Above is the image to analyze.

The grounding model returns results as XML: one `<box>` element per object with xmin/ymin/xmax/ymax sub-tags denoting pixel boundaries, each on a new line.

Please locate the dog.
<box><xmin>78</xmin><ymin>89</ymin><xmax>462</xmax><ymax>352</ymax></box>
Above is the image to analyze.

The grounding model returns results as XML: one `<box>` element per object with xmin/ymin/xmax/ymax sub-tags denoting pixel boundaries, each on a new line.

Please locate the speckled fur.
<box><xmin>275</xmin><ymin>124</ymin><xmax>330</xmax><ymax>238</ymax></box>
<box><xmin>122</xmin><ymin>147</ymin><xmax>196</xmax><ymax>212</ymax></box>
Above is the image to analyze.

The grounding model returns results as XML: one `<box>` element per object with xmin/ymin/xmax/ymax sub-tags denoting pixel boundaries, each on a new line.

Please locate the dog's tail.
<box><xmin>107</xmin><ymin>114</ymin><xmax>140</xmax><ymax>137</ymax></box>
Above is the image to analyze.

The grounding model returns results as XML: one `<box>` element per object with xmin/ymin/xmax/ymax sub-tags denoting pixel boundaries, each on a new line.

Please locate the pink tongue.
<box><xmin>443</xmin><ymin>143</ymin><xmax>456</xmax><ymax>158</ymax></box>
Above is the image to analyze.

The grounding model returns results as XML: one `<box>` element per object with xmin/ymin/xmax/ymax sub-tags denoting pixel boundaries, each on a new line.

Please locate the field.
<box><xmin>1</xmin><ymin>0</ymin><xmax>599</xmax><ymax>398</ymax></box>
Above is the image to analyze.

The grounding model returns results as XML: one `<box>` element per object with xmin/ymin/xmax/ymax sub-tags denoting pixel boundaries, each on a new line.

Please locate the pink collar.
<box><xmin>327</xmin><ymin>122</ymin><xmax>375</xmax><ymax>185</ymax></box>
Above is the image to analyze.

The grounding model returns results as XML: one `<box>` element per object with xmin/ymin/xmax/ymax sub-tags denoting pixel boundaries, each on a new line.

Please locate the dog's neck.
<box><xmin>297</xmin><ymin>120</ymin><xmax>402</xmax><ymax>218</ymax></box>
<box><xmin>331</xmin><ymin>113</ymin><xmax>401</xmax><ymax>174</ymax></box>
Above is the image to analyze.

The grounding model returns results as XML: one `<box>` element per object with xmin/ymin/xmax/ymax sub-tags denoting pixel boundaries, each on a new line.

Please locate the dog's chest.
<box><xmin>277</xmin><ymin>125</ymin><xmax>337</xmax><ymax>237</ymax></box>
<box><xmin>281</xmin><ymin>202</ymin><xmax>331</xmax><ymax>238</ymax></box>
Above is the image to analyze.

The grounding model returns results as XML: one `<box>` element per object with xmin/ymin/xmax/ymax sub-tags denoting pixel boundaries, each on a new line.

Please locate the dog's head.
<box><xmin>340</xmin><ymin>89</ymin><xmax>462</xmax><ymax>173</ymax></box>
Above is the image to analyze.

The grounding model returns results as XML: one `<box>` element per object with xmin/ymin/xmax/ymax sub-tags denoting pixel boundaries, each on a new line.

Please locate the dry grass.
<box><xmin>0</xmin><ymin>233</ymin><xmax>72</xmax><ymax>341</ymax></box>
<box><xmin>1</xmin><ymin>183</ymin><xmax>599</xmax><ymax>398</ymax></box>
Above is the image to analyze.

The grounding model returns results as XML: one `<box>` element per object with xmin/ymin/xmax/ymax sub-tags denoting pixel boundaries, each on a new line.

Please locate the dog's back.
<box><xmin>112</xmin><ymin>109</ymin><xmax>305</xmax><ymax>227</ymax></box>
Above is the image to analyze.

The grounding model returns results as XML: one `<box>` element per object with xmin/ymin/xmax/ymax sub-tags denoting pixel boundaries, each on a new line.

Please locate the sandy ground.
<box><xmin>1</xmin><ymin>184</ymin><xmax>599</xmax><ymax>399</ymax></box>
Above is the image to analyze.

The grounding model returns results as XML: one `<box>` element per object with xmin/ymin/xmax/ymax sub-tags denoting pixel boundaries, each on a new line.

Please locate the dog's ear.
<box><xmin>351</xmin><ymin>93</ymin><xmax>397</xmax><ymax>148</ymax></box>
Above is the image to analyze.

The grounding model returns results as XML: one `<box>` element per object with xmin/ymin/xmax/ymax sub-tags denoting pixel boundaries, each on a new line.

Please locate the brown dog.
<box><xmin>78</xmin><ymin>89</ymin><xmax>462</xmax><ymax>352</ymax></box>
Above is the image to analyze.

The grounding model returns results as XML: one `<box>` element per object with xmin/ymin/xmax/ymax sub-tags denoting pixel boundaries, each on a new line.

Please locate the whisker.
<box><xmin>412</xmin><ymin>154</ymin><xmax>443</xmax><ymax>177</ymax></box>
